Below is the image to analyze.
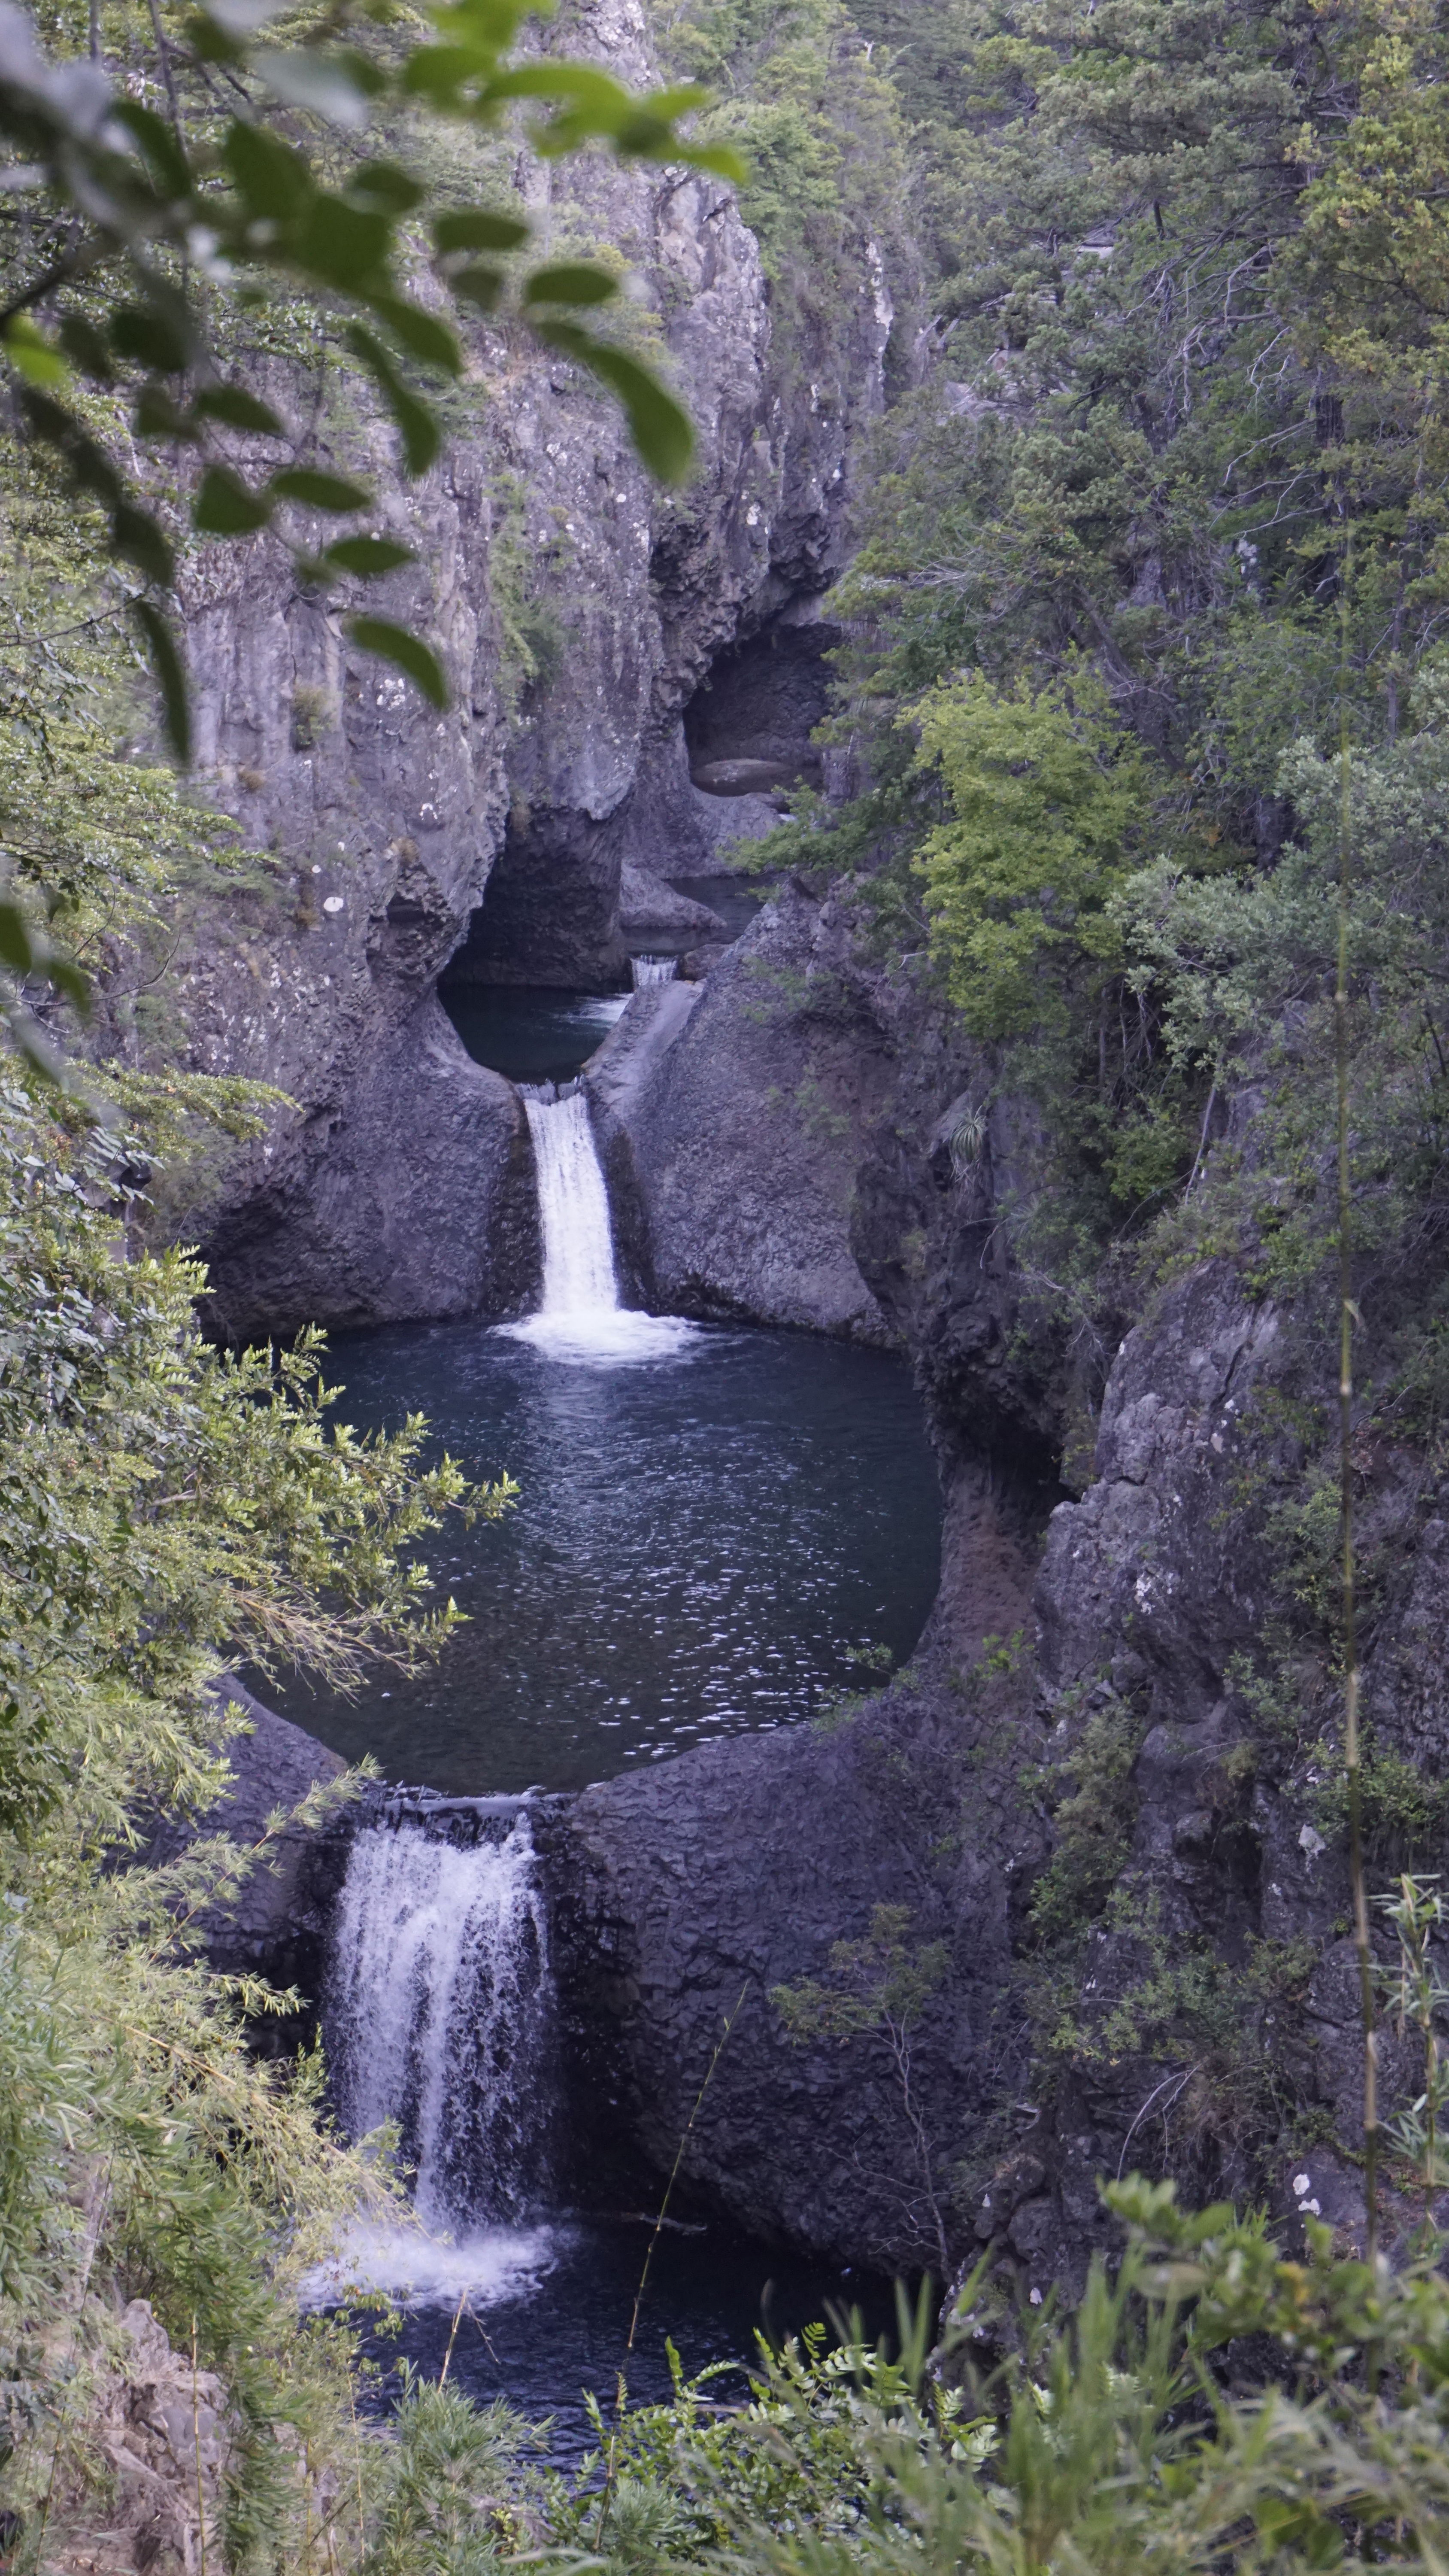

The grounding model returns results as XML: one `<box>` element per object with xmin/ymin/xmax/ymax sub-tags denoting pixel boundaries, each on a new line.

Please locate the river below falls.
<box><xmin>337</xmin><ymin>2216</ymin><xmax>899</xmax><ymax>2469</ymax></box>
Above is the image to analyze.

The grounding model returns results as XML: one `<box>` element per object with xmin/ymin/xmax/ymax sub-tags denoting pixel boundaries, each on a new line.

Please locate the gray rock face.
<box><xmin>579</xmin><ymin>877</ymin><xmax>1073</xmax><ymax>1503</ymax></box>
<box><xmin>585</xmin><ymin>888</ymin><xmax>899</xmax><ymax>1343</ymax></box>
<box><xmin>151</xmin><ymin>0</ymin><xmax>892</xmax><ymax>1335</ymax></box>
<box><xmin>548</xmin><ymin>1659</ymin><xmax>1044</xmax><ymax>2269</ymax></box>
<box><xmin>144</xmin><ymin>1680</ymin><xmax>349</xmax><ymax>2002</ymax></box>
<box><xmin>196</xmin><ymin>994</ymin><xmax>540</xmax><ymax>1344</ymax></box>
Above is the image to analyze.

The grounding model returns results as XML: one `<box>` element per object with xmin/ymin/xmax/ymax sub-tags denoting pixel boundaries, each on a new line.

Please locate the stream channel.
<box><xmin>281</xmin><ymin>944</ymin><xmax>941</xmax><ymax>2461</ymax></box>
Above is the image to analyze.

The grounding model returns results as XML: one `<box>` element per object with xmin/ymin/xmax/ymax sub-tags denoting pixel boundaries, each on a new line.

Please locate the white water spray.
<box><xmin>326</xmin><ymin>1816</ymin><xmax>553</xmax><ymax>2234</ymax></box>
<box><xmin>630</xmin><ymin>953</ymin><xmax>679</xmax><ymax>988</ymax></box>
<box><xmin>526</xmin><ymin>1089</ymin><xmax>620</xmax><ymax>1318</ymax></box>
<box><xmin>506</xmin><ymin>1088</ymin><xmax>696</xmax><ymax>1362</ymax></box>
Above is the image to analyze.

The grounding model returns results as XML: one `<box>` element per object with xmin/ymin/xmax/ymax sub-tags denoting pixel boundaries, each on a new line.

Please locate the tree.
<box><xmin>0</xmin><ymin>0</ymin><xmax>743</xmax><ymax>1063</ymax></box>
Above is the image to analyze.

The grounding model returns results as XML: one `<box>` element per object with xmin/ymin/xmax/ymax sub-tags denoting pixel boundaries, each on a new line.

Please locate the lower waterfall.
<box><xmin>630</xmin><ymin>953</ymin><xmax>679</xmax><ymax>987</ymax></box>
<box><xmin>506</xmin><ymin>1086</ymin><xmax>696</xmax><ymax>1363</ymax></box>
<box><xmin>309</xmin><ymin>1812</ymin><xmax>560</xmax><ymax>2305</ymax></box>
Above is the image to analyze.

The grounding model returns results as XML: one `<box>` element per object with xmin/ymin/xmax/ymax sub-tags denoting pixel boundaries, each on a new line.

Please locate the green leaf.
<box><xmin>269</xmin><ymin>468</ymin><xmax>373</xmax><ymax>513</ymax></box>
<box><xmin>113</xmin><ymin>98</ymin><xmax>192</xmax><ymax>201</ymax></box>
<box><xmin>191</xmin><ymin>384</ymin><xmax>285</xmax><ymax>435</ymax></box>
<box><xmin>0</xmin><ymin>901</ymin><xmax>38</xmax><ymax>976</ymax></box>
<box><xmin>111</xmin><ymin>502</ymin><xmax>176</xmax><ymax>586</ymax></box>
<box><xmin>483</xmin><ymin>62</ymin><xmax>634</xmax><ymax>119</ymax></box>
<box><xmin>187</xmin><ymin>10</ymin><xmax>244</xmax><ymax>61</ymax></box>
<box><xmin>296</xmin><ymin>197</ymin><xmax>392</xmax><ymax>292</ymax></box>
<box><xmin>134</xmin><ymin>385</ymin><xmax>194</xmax><ymax>441</ymax></box>
<box><xmin>641</xmin><ymin>82</ymin><xmax>711</xmax><ymax>118</ymax></box>
<box><xmin>400</xmin><ymin>43</ymin><xmax>479</xmax><ymax>101</ymax></box>
<box><xmin>111</xmin><ymin>306</ymin><xmax>191</xmax><ymax>373</ymax></box>
<box><xmin>3</xmin><ymin>318</ymin><xmax>67</xmax><ymax>389</ymax></box>
<box><xmin>18</xmin><ymin>391</ymin><xmax>121</xmax><ymax>504</ymax></box>
<box><xmin>678</xmin><ymin>140</ymin><xmax>748</xmax><ymax>181</ymax></box>
<box><xmin>521</xmin><ymin>262</ymin><xmax>616</xmax><ymax>307</ymax></box>
<box><xmin>428</xmin><ymin>0</ymin><xmax>528</xmax><ymax>44</ymax></box>
<box><xmin>540</xmin><ymin>328</ymin><xmax>693</xmax><ymax>483</ymax></box>
<box><xmin>223</xmin><ymin>123</ymin><xmax>312</xmax><ymax>219</ymax></box>
<box><xmin>194</xmin><ymin>465</ymin><xmax>271</xmax><ymax>535</ymax></box>
<box><xmin>348</xmin><ymin>618</ymin><xmax>449</xmax><ymax>708</ymax></box>
<box><xmin>45</xmin><ymin>953</ymin><xmax>90</xmax><ymax>1010</ymax></box>
<box><xmin>56</xmin><ymin>316</ymin><xmax>114</xmax><ymax>383</ymax></box>
<box><xmin>433</xmin><ymin>207</ymin><xmax>530</xmax><ymax>253</ymax></box>
<box><xmin>131</xmin><ymin>599</ymin><xmax>191</xmax><ymax>764</ymax></box>
<box><xmin>345</xmin><ymin>326</ymin><xmax>440</xmax><ymax>477</ymax></box>
<box><xmin>348</xmin><ymin>160</ymin><xmax>426</xmax><ymax>213</ymax></box>
<box><xmin>252</xmin><ymin>47</ymin><xmax>380</xmax><ymax>128</ymax></box>
<box><xmin>370</xmin><ymin>294</ymin><xmax>462</xmax><ymax>374</ymax></box>
<box><xmin>322</xmin><ymin>536</ymin><xmax>415</xmax><ymax>576</ymax></box>
<box><xmin>449</xmin><ymin>264</ymin><xmax>503</xmax><ymax>311</ymax></box>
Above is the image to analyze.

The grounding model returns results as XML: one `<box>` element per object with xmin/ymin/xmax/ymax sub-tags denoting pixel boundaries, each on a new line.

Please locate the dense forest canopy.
<box><xmin>704</xmin><ymin>0</ymin><xmax>1449</xmax><ymax>1341</ymax></box>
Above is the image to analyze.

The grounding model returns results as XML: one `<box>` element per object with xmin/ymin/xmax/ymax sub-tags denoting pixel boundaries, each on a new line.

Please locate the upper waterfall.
<box><xmin>506</xmin><ymin>1087</ymin><xmax>696</xmax><ymax>1363</ymax></box>
<box><xmin>525</xmin><ymin>1090</ymin><xmax>621</xmax><ymax>1318</ymax></box>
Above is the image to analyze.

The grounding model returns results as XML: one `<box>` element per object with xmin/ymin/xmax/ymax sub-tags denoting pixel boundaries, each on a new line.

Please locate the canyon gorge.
<box><xmin>11</xmin><ymin>0</ymin><xmax>1449</xmax><ymax>2507</ymax></box>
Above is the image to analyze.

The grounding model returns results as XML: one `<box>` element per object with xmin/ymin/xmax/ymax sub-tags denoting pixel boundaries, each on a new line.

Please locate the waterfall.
<box><xmin>325</xmin><ymin>1814</ymin><xmax>555</xmax><ymax>2236</ymax></box>
<box><xmin>630</xmin><ymin>953</ymin><xmax>679</xmax><ymax>988</ymax></box>
<box><xmin>505</xmin><ymin>1088</ymin><xmax>697</xmax><ymax>1363</ymax></box>
<box><xmin>523</xmin><ymin>1089</ymin><xmax>621</xmax><ymax>1320</ymax></box>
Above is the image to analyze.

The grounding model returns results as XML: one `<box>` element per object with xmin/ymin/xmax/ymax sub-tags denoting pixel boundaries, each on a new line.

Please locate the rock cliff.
<box><xmin>531</xmin><ymin>896</ymin><xmax>1449</xmax><ymax>2278</ymax></box>
<box><xmin>142</xmin><ymin>0</ymin><xmax>891</xmax><ymax>1342</ymax></box>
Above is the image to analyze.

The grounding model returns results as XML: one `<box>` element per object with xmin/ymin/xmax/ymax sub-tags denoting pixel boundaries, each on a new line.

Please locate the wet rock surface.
<box><xmin>546</xmin><ymin>1628</ymin><xmax>1044</xmax><ymax>2270</ymax></box>
<box><xmin>196</xmin><ymin>995</ymin><xmax>540</xmax><ymax>1344</ymax></box>
<box><xmin>586</xmin><ymin>887</ymin><xmax>900</xmax><ymax>1343</ymax></box>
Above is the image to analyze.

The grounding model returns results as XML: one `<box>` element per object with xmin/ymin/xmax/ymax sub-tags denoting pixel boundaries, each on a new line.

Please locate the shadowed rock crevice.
<box><xmin>683</xmin><ymin>610</ymin><xmax>837</xmax><ymax>799</ymax></box>
<box><xmin>438</xmin><ymin>804</ymin><xmax>726</xmax><ymax>991</ymax></box>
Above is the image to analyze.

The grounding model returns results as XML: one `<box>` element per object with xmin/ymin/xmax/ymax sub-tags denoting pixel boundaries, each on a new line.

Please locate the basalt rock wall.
<box><xmin>149</xmin><ymin>0</ymin><xmax>892</xmax><ymax>1342</ymax></box>
<box><xmin>553</xmin><ymin>884</ymin><xmax>1449</xmax><ymax>2278</ymax></box>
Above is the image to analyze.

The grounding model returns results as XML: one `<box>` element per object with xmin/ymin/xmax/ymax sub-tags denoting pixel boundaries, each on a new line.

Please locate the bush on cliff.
<box><xmin>0</xmin><ymin>1072</ymin><xmax>518</xmax><ymax>2567</ymax></box>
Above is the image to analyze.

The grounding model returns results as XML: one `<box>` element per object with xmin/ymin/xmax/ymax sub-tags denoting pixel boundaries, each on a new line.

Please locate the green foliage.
<box><xmin>364</xmin><ymin>2374</ymin><xmax>538</xmax><ymax>2576</ymax></box>
<box><xmin>774</xmin><ymin>0</ymin><xmax>1449</xmax><ymax>1322</ymax></box>
<box><xmin>0</xmin><ymin>1074</ymin><xmax>521</xmax><ymax>2563</ymax></box>
<box><xmin>1377</xmin><ymin>1875</ymin><xmax>1449</xmax><ymax>2199</ymax></box>
<box><xmin>773</xmin><ymin>1904</ymin><xmax>948</xmax><ymax>2044</ymax></box>
<box><xmin>911</xmin><ymin>663</ymin><xmax>1157</xmax><ymax>1042</ymax></box>
<box><xmin>548</xmin><ymin>2295</ymin><xmax>982</xmax><ymax>2561</ymax></box>
<box><xmin>1313</xmin><ymin>1740</ymin><xmax>1449</xmax><ymax>1873</ymax></box>
<box><xmin>0</xmin><ymin>0</ymin><xmax>746</xmax><ymax>1070</ymax></box>
<box><xmin>1026</xmin><ymin>1698</ymin><xmax>1143</xmax><ymax>1943</ymax></box>
<box><xmin>649</xmin><ymin>0</ymin><xmax>906</xmax><ymax>283</ymax></box>
<box><xmin>526</xmin><ymin>2187</ymin><xmax>1449</xmax><ymax>2576</ymax></box>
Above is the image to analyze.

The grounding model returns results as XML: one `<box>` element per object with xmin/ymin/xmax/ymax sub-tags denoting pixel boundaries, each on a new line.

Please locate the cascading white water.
<box><xmin>504</xmin><ymin>1088</ymin><xmax>697</xmax><ymax>1362</ymax></box>
<box><xmin>630</xmin><ymin>953</ymin><xmax>679</xmax><ymax>988</ymax></box>
<box><xmin>524</xmin><ymin>1089</ymin><xmax>621</xmax><ymax>1319</ymax></box>
<box><xmin>325</xmin><ymin>1816</ymin><xmax>553</xmax><ymax>2235</ymax></box>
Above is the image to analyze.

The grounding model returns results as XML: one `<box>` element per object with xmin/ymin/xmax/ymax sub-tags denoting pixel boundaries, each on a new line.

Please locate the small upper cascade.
<box><xmin>326</xmin><ymin>1813</ymin><xmax>554</xmax><ymax>2234</ymax></box>
<box><xmin>506</xmin><ymin>1089</ymin><xmax>697</xmax><ymax>1364</ymax></box>
<box><xmin>630</xmin><ymin>954</ymin><xmax>679</xmax><ymax>989</ymax></box>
